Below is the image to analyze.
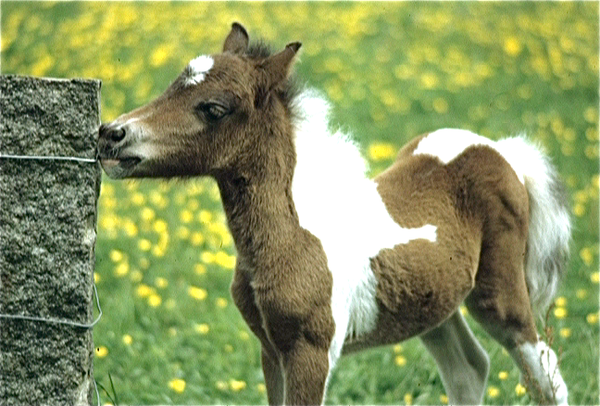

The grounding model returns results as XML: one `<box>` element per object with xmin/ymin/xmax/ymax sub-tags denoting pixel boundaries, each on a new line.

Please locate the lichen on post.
<box><xmin>0</xmin><ymin>75</ymin><xmax>102</xmax><ymax>405</ymax></box>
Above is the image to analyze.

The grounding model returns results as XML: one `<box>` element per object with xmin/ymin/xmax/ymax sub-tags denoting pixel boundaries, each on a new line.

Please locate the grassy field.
<box><xmin>2</xmin><ymin>2</ymin><xmax>599</xmax><ymax>405</ymax></box>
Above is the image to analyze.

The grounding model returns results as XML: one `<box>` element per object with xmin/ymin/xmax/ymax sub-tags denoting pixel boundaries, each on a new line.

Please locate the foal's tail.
<box><xmin>496</xmin><ymin>137</ymin><xmax>572</xmax><ymax>316</ymax></box>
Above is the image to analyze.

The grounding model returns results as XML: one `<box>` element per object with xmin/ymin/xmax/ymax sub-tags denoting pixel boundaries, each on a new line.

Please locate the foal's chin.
<box><xmin>100</xmin><ymin>158</ymin><xmax>143</xmax><ymax>179</ymax></box>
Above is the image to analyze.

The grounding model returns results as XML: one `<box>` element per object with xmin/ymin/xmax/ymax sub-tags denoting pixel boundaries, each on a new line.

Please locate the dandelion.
<box><xmin>368</xmin><ymin>142</ymin><xmax>396</xmax><ymax>161</ymax></box>
<box><xmin>95</xmin><ymin>346</ymin><xmax>108</xmax><ymax>358</ymax></box>
<box><xmin>224</xmin><ymin>344</ymin><xmax>234</xmax><ymax>353</ymax></box>
<box><xmin>180</xmin><ymin>209</ymin><xmax>194</xmax><ymax>223</ymax></box>
<box><xmin>195</xmin><ymin>323</ymin><xmax>210</xmax><ymax>334</ymax></box>
<box><xmin>122</xmin><ymin>334</ymin><xmax>133</xmax><ymax>345</ymax></box>
<box><xmin>198</xmin><ymin>210</ymin><xmax>213</xmax><ymax>224</ymax></box>
<box><xmin>201</xmin><ymin>251</ymin><xmax>215</xmax><ymax>264</ymax></box>
<box><xmin>138</xmin><ymin>238</ymin><xmax>152</xmax><ymax>251</ymax></box>
<box><xmin>498</xmin><ymin>371</ymin><xmax>508</xmax><ymax>380</ymax></box>
<box><xmin>433</xmin><ymin>97</ymin><xmax>449</xmax><ymax>114</ymax></box>
<box><xmin>130</xmin><ymin>270</ymin><xmax>143</xmax><ymax>283</ymax></box>
<box><xmin>215</xmin><ymin>250</ymin><xmax>236</xmax><ymax>269</ymax></box>
<box><xmin>216</xmin><ymin>381</ymin><xmax>228</xmax><ymax>391</ymax></box>
<box><xmin>130</xmin><ymin>192</ymin><xmax>145</xmax><ymax>205</ymax></box>
<box><xmin>586</xmin><ymin>313</ymin><xmax>599</xmax><ymax>325</ymax></box>
<box><xmin>109</xmin><ymin>250</ymin><xmax>124</xmax><ymax>262</ymax></box>
<box><xmin>194</xmin><ymin>263</ymin><xmax>207</xmax><ymax>275</ymax></box>
<box><xmin>153</xmin><ymin>219</ymin><xmax>168</xmax><ymax>233</ymax></box>
<box><xmin>216</xmin><ymin>297</ymin><xmax>228</xmax><ymax>308</ymax></box>
<box><xmin>394</xmin><ymin>355</ymin><xmax>407</xmax><ymax>366</ymax></box>
<box><xmin>393</xmin><ymin>344</ymin><xmax>403</xmax><ymax>353</ymax></box>
<box><xmin>487</xmin><ymin>386</ymin><xmax>500</xmax><ymax>398</ymax></box>
<box><xmin>191</xmin><ymin>232</ymin><xmax>205</xmax><ymax>246</ymax></box>
<box><xmin>188</xmin><ymin>286</ymin><xmax>208</xmax><ymax>301</ymax></box>
<box><xmin>155</xmin><ymin>277</ymin><xmax>168</xmax><ymax>289</ymax></box>
<box><xmin>515</xmin><ymin>383</ymin><xmax>527</xmax><ymax>396</ymax></box>
<box><xmin>559</xmin><ymin>328</ymin><xmax>571</xmax><ymax>338</ymax></box>
<box><xmin>257</xmin><ymin>383</ymin><xmax>266</xmax><ymax>393</ymax></box>
<box><xmin>94</xmin><ymin>272</ymin><xmax>101</xmax><ymax>283</ymax></box>
<box><xmin>239</xmin><ymin>330</ymin><xmax>250</xmax><ymax>340</ymax></box>
<box><xmin>576</xmin><ymin>289</ymin><xmax>588</xmax><ymax>299</ymax></box>
<box><xmin>114</xmin><ymin>262</ymin><xmax>130</xmax><ymax>277</ymax></box>
<box><xmin>230</xmin><ymin>379</ymin><xmax>247</xmax><ymax>392</ymax></box>
<box><xmin>404</xmin><ymin>393</ymin><xmax>413</xmax><ymax>405</ymax></box>
<box><xmin>439</xmin><ymin>394</ymin><xmax>448</xmax><ymax>404</ymax></box>
<box><xmin>136</xmin><ymin>284</ymin><xmax>154</xmax><ymax>298</ymax></box>
<box><xmin>148</xmin><ymin>293</ymin><xmax>162</xmax><ymax>307</ymax></box>
<box><xmin>554</xmin><ymin>307</ymin><xmax>567</xmax><ymax>319</ymax></box>
<box><xmin>141</xmin><ymin>207</ymin><xmax>156</xmax><ymax>222</ymax></box>
<box><xmin>580</xmin><ymin>247</ymin><xmax>594</xmax><ymax>266</ymax></box>
<box><xmin>591</xmin><ymin>272</ymin><xmax>599</xmax><ymax>284</ymax></box>
<box><xmin>168</xmin><ymin>378</ymin><xmax>186</xmax><ymax>393</ymax></box>
<box><xmin>554</xmin><ymin>297</ymin><xmax>567</xmax><ymax>307</ymax></box>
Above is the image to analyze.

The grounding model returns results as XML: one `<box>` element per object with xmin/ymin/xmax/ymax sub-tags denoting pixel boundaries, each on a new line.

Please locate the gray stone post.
<box><xmin>0</xmin><ymin>75</ymin><xmax>102</xmax><ymax>405</ymax></box>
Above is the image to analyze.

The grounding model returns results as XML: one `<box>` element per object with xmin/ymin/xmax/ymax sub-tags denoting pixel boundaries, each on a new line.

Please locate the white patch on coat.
<box><xmin>291</xmin><ymin>89</ymin><xmax>437</xmax><ymax>375</ymax></box>
<box><xmin>413</xmin><ymin>128</ymin><xmax>525</xmax><ymax>183</ymax></box>
<box><xmin>185</xmin><ymin>55</ymin><xmax>214</xmax><ymax>85</ymax></box>
<box><xmin>511</xmin><ymin>341</ymin><xmax>568</xmax><ymax>405</ymax></box>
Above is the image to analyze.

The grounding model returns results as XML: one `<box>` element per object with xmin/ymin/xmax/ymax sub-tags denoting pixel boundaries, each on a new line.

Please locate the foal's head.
<box><xmin>99</xmin><ymin>23</ymin><xmax>301</xmax><ymax>181</ymax></box>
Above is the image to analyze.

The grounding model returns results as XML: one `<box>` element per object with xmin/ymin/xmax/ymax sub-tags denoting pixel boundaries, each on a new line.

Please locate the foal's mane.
<box><xmin>245</xmin><ymin>40</ymin><xmax>303</xmax><ymax>119</ymax></box>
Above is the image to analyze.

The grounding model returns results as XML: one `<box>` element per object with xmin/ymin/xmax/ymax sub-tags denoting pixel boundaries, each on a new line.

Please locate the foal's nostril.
<box><xmin>99</xmin><ymin>123</ymin><xmax>127</xmax><ymax>143</ymax></box>
<box><xmin>111</xmin><ymin>128</ymin><xmax>126</xmax><ymax>143</ymax></box>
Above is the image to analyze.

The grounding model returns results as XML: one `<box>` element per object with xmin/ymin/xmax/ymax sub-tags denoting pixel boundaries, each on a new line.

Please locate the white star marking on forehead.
<box><xmin>185</xmin><ymin>55</ymin><xmax>214</xmax><ymax>86</ymax></box>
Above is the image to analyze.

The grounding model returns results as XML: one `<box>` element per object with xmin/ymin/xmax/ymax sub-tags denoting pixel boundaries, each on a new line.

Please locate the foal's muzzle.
<box><xmin>98</xmin><ymin>122</ymin><xmax>144</xmax><ymax>178</ymax></box>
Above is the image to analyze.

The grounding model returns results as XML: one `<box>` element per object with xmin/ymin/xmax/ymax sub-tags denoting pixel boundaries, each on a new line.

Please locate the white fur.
<box><xmin>511</xmin><ymin>341</ymin><xmax>568</xmax><ymax>405</ymax></box>
<box><xmin>496</xmin><ymin>137</ymin><xmax>571</xmax><ymax>314</ymax></box>
<box><xmin>291</xmin><ymin>90</ymin><xmax>437</xmax><ymax>374</ymax></box>
<box><xmin>185</xmin><ymin>55</ymin><xmax>214</xmax><ymax>85</ymax></box>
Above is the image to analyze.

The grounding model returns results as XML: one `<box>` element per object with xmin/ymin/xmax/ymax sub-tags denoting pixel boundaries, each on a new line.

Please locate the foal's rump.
<box><xmin>367</xmin><ymin>129</ymin><xmax>569</xmax><ymax>345</ymax></box>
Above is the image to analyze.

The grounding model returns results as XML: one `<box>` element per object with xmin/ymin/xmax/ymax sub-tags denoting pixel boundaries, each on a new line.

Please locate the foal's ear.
<box><xmin>223</xmin><ymin>22</ymin><xmax>249</xmax><ymax>54</ymax></box>
<box><xmin>260</xmin><ymin>42</ymin><xmax>302</xmax><ymax>89</ymax></box>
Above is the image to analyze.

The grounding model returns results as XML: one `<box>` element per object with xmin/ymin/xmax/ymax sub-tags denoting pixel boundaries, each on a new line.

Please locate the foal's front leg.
<box><xmin>281</xmin><ymin>337</ymin><xmax>330</xmax><ymax>405</ymax></box>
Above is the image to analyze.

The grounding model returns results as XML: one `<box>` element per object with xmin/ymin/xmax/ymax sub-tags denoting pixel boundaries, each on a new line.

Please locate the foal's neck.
<box><xmin>216</xmin><ymin>166</ymin><xmax>300</xmax><ymax>268</ymax></box>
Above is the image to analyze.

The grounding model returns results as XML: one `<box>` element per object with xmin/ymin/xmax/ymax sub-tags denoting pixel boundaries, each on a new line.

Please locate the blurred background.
<box><xmin>2</xmin><ymin>2</ymin><xmax>598</xmax><ymax>404</ymax></box>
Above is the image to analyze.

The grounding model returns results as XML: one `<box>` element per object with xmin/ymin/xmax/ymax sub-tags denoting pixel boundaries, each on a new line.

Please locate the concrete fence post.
<box><xmin>0</xmin><ymin>75</ymin><xmax>102</xmax><ymax>405</ymax></box>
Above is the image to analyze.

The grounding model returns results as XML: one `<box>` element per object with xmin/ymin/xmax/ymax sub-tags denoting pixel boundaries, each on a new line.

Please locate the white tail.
<box><xmin>496</xmin><ymin>136</ymin><xmax>572</xmax><ymax>315</ymax></box>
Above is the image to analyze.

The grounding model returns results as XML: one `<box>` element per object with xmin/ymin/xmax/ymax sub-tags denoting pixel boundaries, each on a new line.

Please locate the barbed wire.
<box><xmin>0</xmin><ymin>153</ymin><xmax>98</xmax><ymax>163</ymax></box>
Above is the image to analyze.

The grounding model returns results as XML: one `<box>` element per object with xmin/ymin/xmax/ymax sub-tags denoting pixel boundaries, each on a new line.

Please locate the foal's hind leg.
<box><xmin>465</xmin><ymin>232</ymin><xmax>568</xmax><ymax>405</ymax></box>
<box><xmin>420</xmin><ymin>310</ymin><xmax>490</xmax><ymax>405</ymax></box>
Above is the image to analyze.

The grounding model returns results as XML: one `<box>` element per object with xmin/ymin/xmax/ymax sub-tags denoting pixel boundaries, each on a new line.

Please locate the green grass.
<box><xmin>2</xmin><ymin>2</ymin><xmax>598</xmax><ymax>404</ymax></box>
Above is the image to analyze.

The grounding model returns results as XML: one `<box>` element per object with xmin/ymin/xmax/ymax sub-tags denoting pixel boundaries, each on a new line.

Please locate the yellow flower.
<box><xmin>498</xmin><ymin>371</ymin><xmax>508</xmax><ymax>380</ymax></box>
<box><xmin>257</xmin><ymin>383</ymin><xmax>266</xmax><ymax>393</ymax></box>
<box><xmin>515</xmin><ymin>383</ymin><xmax>527</xmax><ymax>396</ymax></box>
<box><xmin>459</xmin><ymin>305</ymin><xmax>468</xmax><ymax>316</ymax></box>
<box><xmin>95</xmin><ymin>346</ymin><xmax>108</xmax><ymax>358</ymax></box>
<box><xmin>368</xmin><ymin>142</ymin><xmax>396</xmax><ymax>161</ymax></box>
<box><xmin>141</xmin><ymin>207</ymin><xmax>156</xmax><ymax>222</ymax></box>
<box><xmin>420</xmin><ymin>72</ymin><xmax>439</xmax><ymax>89</ymax></box>
<box><xmin>216</xmin><ymin>381</ymin><xmax>228</xmax><ymax>391</ymax></box>
<box><xmin>394</xmin><ymin>355</ymin><xmax>407</xmax><ymax>366</ymax></box>
<box><xmin>122</xmin><ymin>334</ymin><xmax>133</xmax><ymax>345</ymax></box>
<box><xmin>168</xmin><ymin>378</ymin><xmax>186</xmax><ymax>393</ymax></box>
<box><xmin>136</xmin><ymin>284</ymin><xmax>154</xmax><ymax>298</ymax></box>
<box><xmin>155</xmin><ymin>277</ymin><xmax>168</xmax><ymax>289</ymax></box>
<box><xmin>487</xmin><ymin>386</ymin><xmax>500</xmax><ymax>398</ymax></box>
<box><xmin>404</xmin><ymin>393</ymin><xmax>413</xmax><ymax>405</ymax></box>
<box><xmin>94</xmin><ymin>272</ymin><xmax>101</xmax><ymax>283</ymax></box>
<box><xmin>194</xmin><ymin>263</ymin><xmax>207</xmax><ymax>275</ymax></box>
<box><xmin>504</xmin><ymin>36</ymin><xmax>522</xmax><ymax>56</ymax></box>
<box><xmin>179</xmin><ymin>209</ymin><xmax>193</xmax><ymax>223</ymax></box>
<box><xmin>138</xmin><ymin>239</ymin><xmax>152</xmax><ymax>251</ymax></box>
<box><xmin>554</xmin><ymin>307</ymin><xmax>567</xmax><ymax>319</ymax></box>
<box><xmin>559</xmin><ymin>328</ymin><xmax>572</xmax><ymax>338</ymax></box>
<box><xmin>148</xmin><ymin>294</ymin><xmax>162</xmax><ymax>307</ymax></box>
<box><xmin>201</xmin><ymin>251</ymin><xmax>215</xmax><ymax>264</ymax></box>
<box><xmin>393</xmin><ymin>344</ymin><xmax>403</xmax><ymax>353</ymax></box>
<box><xmin>215</xmin><ymin>250</ymin><xmax>236</xmax><ymax>269</ymax></box>
<box><xmin>580</xmin><ymin>247</ymin><xmax>594</xmax><ymax>266</ymax></box>
<box><xmin>433</xmin><ymin>97</ymin><xmax>449</xmax><ymax>114</ymax></box>
<box><xmin>130</xmin><ymin>192</ymin><xmax>145</xmax><ymax>205</ymax></box>
<box><xmin>124</xmin><ymin>221</ymin><xmax>138</xmax><ymax>237</ymax></box>
<box><xmin>188</xmin><ymin>286</ymin><xmax>208</xmax><ymax>301</ymax></box>
<box><xmin>576</xmin><ymin>289</ymin><xmax>588</xmax><ymax>299</ymax></box>
<box><xmin>191</xmin><ymin>232</ymin><xmax>205</xmax><ymax>246</ymax></box>
<box><xmin>239</xmin><ymin>330</ymin><xmax>250</xmax><ymax>341</ymax></box>
<box><xmin>150</xmin><ymin>44</ymin><xmax>173</xmax><ymax>67</ymax></box>
<box><xmin>555</xmin><ymin>296</ymin><xmax>567</xmax><ymax>307</ymax></box>
<box><xmin>153</xmin><ymin>219</ymin><xmax>168</xmax><ymax>233</ymax></box>
<box><xmin>439</xmin><ymin>394</ymin><xmax>448</xmax><ymax>404</ymax></box>
<box><xmin>114</xmin><ymin>262</ymin><xmax>130</xmax><ymax>277</ymax></box>
<box><xmin>587</xmin><ymin>313</ymin><xmax>599</xmax><ymax>324</ymax></box>
<box><xmin>198</xmin><ymin>210</ymin><xmax>213</xmax><ymax>224</ymax></box>
<box><xmin>109</xmin><ymin>250</ymin><xmax>124</xmax><ymax>262</ymax></box>
<box><xmin>216</xmin><ymin>297</ymin><xmax>228</xmax><ymax>308</ymax></box>
<box><xmin>591</xmin><ymin>272</ymin><xmax>599</xmax><ymax>284</ymax></box>
<box><xmin>194</xmin><ymin>323</ymin><xmax>210</xmax><ymax>334</ymax></box>
<box><xmin>177</xmin><ymin>226</ymin><xmax>190</xmax><ymax>239</ymax></box>
<box><xmin>229</xmin><ymin>379</ymin><xmax>247</xmax><ymax>391</ymax></box>
<box><xmin>130</xmin><ymin>270</ymin><xmax>143</xmax><ymax>283</ymax></box>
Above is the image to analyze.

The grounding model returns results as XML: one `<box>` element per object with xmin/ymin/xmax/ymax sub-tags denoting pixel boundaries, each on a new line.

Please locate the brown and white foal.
<box><xmin>99</xmin><ymin>23</ymin><xmax>571</xmax><ymax>405</ymax></box>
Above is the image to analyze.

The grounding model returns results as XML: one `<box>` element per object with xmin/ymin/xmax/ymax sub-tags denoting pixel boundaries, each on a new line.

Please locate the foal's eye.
<box><xmin>199</xmin><ymin>103</ymin><xmax>230</xmax><ymax>122</ymax></box>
